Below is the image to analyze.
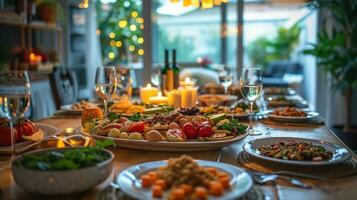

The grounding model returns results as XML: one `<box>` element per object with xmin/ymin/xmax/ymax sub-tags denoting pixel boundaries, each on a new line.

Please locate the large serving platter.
<box><xmin>0</xmin><ymin>123</ymin><xmax>60</xmax><ymax>154</ymax></box>
<box><xmin>117</xmin><ymin>160</ymin><xmax>253</xmax><ymax>200</ymax></box>
<box><xmin>85</xmin><ymin>131</ymin><xmax>247</xmax><ymax>152</ymax></box>
<box><xmin>267</xmin><ymin>111</ymin><xmax>319</xmax><ymax>122</ymax></box>
<box><xmin>243</xmin><ymin>137</ymin><xmax>351</xmax><ymax>166</ymax></box>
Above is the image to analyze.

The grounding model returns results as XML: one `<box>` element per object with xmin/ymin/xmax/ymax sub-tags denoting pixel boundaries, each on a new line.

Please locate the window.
<box><xmin>152</xmin><ymin>0</ymin><xmax>221</xmax><ymax>64</ymax></box>
<box><xmin>95</xmin><ymin>0</ymin><xmax>144</xmax><ymax>65</ymax></box>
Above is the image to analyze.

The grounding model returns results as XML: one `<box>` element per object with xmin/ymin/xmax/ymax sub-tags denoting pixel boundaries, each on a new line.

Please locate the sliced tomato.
<box><xmin>0</xmin><ymin>126</ymin><xmax>17</xmax><ymax>146</ymax></box>
<box><xmin>15</xmin><ymin>124</ymin><xmax>24</xmax><ymax>142</ymax></box>
<box><xmin>128</xmin><ymin>122</ymin><xmax>146</xmax><ymax>132</ymax></box>
<box><xmin>21</xmin><ymin>123</ymin><xmax>35</xmax><ymax>136</ymax></box>
<box><xmin>24</xmin><ymin>119</ymin><xmax>38</xmax><ymax>132</ymax></box>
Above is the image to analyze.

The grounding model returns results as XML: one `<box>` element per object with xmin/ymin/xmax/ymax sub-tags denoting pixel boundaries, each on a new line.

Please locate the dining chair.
<box><xmin>49</xmin><ymin>66</ymin><xmax>78</xmax><ymax>109</ymax></box>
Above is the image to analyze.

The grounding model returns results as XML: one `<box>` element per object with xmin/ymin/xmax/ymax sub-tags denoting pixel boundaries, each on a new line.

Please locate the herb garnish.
<box><xmin>128</xmin><ymin>113</ymin><xmax>143</xmax><ymax>122</ymax></box>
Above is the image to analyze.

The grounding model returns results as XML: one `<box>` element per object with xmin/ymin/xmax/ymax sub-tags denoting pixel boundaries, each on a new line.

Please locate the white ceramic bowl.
<box><xmin>12</xmin><ymin>147</ymin><xmax>114</xmax><ymax>195</ymax></box>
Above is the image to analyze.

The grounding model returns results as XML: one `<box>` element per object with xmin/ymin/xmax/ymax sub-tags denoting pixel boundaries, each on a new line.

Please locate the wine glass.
<box><xmin>95</xmin><ymin>67</ymin><xmax>117</xmax><ymax>118</ymax></box>
<box><xmin>239</xmin><ymin>67</ymin><xmax>263</xmax><ymax>135</ymax></box>
<box><xmin>0</xmin><ymin>70</ymin><xmax>31</xmax><ymax>165</ymax></box>
<box><xmin>219</xmin><ymin>67</ymin><xmax>233</xmax><ymax>94</ymax></box>
<box><xmin>151</xmin><ymin>65</ymin><xmax>161</xmax><ymax>87</ymax></box>
<box><xmin>115</xmin><ymin>66</ymin><xmax>132</xmax><ymax>100</ymax></box>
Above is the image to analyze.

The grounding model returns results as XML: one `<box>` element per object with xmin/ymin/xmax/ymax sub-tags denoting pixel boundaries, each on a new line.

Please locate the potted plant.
<box><xmin>303</xmin><ymin>0</ymin><xmax>357</xmax><ymax>132</ymax></box>
<box><xmin>247</xmin><ymin>24</ymin><xmax>301</xmax><ymax>69</ymax></box>
<box><xmin>36</xmin><ymin>0</ymin><xmax>64</xmax><ymax>24</ymax></box>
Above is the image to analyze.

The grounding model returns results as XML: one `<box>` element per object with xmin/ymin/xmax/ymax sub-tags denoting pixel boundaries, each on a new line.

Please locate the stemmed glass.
<box><xmin>239</xmin><ymin>68</ymin><xmax>263</xmax><ymax>135</ymax></box>
<box><xmin>151</xmin><ymin>65</ymin><xmax>161</xmax><ymax>87</ymax></box>
<box><xmin>115</xmin><ymin>66</ymin><xmax>132</xmax><ymax>100</ymax></box>
<box><xmin>95</xmin><ymin>67</ymin><xmax>117</xmax><ymax>118</ymax></box>
<box><xmin>0</xmin><ymin>70</ymin><xmax>31</xmax><ymax>165</ymax></box>
<box><xmin>219</xmin><ymin>67</ymin><xmax>233</xmax><ymax>94</ymax></box>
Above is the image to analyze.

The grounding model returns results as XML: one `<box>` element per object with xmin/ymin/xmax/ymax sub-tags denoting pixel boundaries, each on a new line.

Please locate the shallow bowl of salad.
<box><xmin>12</xmin><ymin>141</ymin><xmax>114</xmax><ymax>195</ymax></box>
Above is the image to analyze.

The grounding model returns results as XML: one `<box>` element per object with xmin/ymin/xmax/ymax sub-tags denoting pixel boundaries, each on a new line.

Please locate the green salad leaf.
<box><xmin>217</xmin><ymin>118</ymin><xmax>248</xmax><ymax>135</ymax></box>
<box><xmin>16</xmin><ymin>140</ymin><xmax>115</xmax><ymax>171</ymax></box>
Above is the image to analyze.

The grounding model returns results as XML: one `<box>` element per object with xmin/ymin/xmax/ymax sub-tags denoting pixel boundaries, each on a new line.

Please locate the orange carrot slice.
<box><xmin>152</xmin><ymin>185</ymin><xmax>163</xmax><ymax>198</ymax></box>
<box><xmin>141</xmin><ymin>175</ymin><xmax>152</xmax><ymax>188</ymax></box>
<box><xmin>195</xmin><ymin>186</ymin><xmax>208</xmax><ymax>200</ymax></box>
<box><xmin>209</xmin><ymin>181</ymin><xmax>224</xmax><ymax>196</ymax></box>
<box><xmin>154</xmin><ymin>179</ymin><xmax>166</xmax><ymax>189</ymax></box>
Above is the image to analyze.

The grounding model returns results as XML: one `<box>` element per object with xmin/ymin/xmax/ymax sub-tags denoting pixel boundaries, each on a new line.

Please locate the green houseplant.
<box><xmin>303</xmin><ymin>0</ymin><xmax>357</xmax><ymax>132</ymax></box>
<box><xmin>247</xmin><ymin>24</ymin><xmax>301</xmax><ymax>68</ymax></box>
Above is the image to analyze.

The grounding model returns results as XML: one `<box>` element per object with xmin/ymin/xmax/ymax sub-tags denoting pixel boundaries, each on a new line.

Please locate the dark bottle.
<box><xmin>161</xmin><ymin>49</ymin><xmax>173</xmax><ymax>92</ymax></box>
<box><xmin>172</xmin><ymin>49</ymin><xmax>180</xmax><ymax>89</ymax></box>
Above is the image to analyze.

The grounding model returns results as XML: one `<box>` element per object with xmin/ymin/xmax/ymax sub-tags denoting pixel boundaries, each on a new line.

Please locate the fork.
<box><xmin>248</xmin><ymin>170</ymin><xmax>312</xmax><ymax>189</ymax></box>
<box><xmin>110</xmin><ymin>170</ymin><xmax>121</xmax><ymax>190</ymax></box>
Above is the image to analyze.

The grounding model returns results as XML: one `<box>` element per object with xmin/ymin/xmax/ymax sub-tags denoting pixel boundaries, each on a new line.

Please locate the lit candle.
<box><xmin>168</xmin><ymin>89</ymin><xmax>181</xmax><ymax>108</ymax></box>
<box><xmin>180</xmin><ymin>77</ymin><xmax>195</xmax><ymax>88</ymax></box>
<box><xmin>180</xmin><ymin>87</ymin><xmax>198</xmax><ymax>108</ymax></box>
<box><xmin>149</xmin><ymin>91</ymin><xmax>169</xmax><ymax>105</ymax></box>
<box><xmin>140</xmin><ymin>83</ymin><xmax>159</xmax><ymax>104</ymax></box>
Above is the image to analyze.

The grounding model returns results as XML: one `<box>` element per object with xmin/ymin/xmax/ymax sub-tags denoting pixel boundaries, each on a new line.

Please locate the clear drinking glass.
<box><xmin>151</xmin><ymin>65</ymin><xmax>161</xmax><ymax>87</ymax></box>
<box><xmin>219</xmin><ymin>67</ymin><xmax>233</xmax><ymax>94</ymax></box>
<box><xmin>95</xmin><ymin>67</ymin><xmax>117</xmax><ymax>117</ymax></box>
<box><xmin>115</xmin><ymin>66</ymin><xmax>132</xmax><ymax>100</ymax></box>
<box><xmin>239</xmin><ymin>68</ymin><xmax>263</xmax><ymax>135</ymax></box>
<box><xmin>0</xmin><ymin>70</ymin><xmax>31</xmax><ymax>165</ymax></box>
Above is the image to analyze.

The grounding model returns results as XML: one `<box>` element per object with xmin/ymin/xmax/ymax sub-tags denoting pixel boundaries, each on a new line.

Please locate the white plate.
<box><xmin>60</xmin><ymin>104</ymin><xmax>83</xmax><ymax>114</ymax></box>
<box><xmin>0</xmin><ymin>123</ymin><xmax>60</xmax><ymax>154</ymax></box>
<box><xmin>243</xmin><ymin>137</ymin><xmax>351</xmax><ymax>166</ymax></box>
<box><xmin>117</xmin><ymin>160</ymin><xmax>253</xmax><ymax>200</ymax></box>
<box><xmin>84</xmin><ymin>130</ymin><xmax>247</xmax><ymax>152</ymax></box>
<box><xmin>198</xmin><ymin>94</ymin><xmax>238</xmax><ymax>106</ymax></box>
<box><xmin>267</xmin><ymin>111</ymin><xmax>319</xmax><ymax>122</ymax></box>
<box><xmin>267</xmin><ymin>100</ymin><xmax>296</xmax><ymax>107</ymax></box>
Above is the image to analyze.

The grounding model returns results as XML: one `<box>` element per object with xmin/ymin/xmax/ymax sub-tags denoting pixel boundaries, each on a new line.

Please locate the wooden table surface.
<box><xmin>1</xmin><ymin>117</ymin><xmax>356</xmax><ymax>200</ymax></box>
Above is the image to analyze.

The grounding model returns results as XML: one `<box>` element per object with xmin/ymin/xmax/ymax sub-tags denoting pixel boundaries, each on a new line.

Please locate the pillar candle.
<box><xmin>180</xmin><ymin>87</ymin><xmax>198</xmax><ymax>108</ymax></box>
<box><xmin>149</xmin><ymin>91</ymin><xmax>169</xmax><ymax>105</ymax></box>
<box><xmin>140</xmin><ymin>84</ymin><xmax>158</xmax><ymax>104</ymax></box>
<box><xmin>180</xmin><ymin>77</ymin><xmax>195</xmax><ymax>88</ymax></box>
<box><xmin>168</xmin><ymin>90</ymin><xmax>181</xmax><ymax>108</ymax></box>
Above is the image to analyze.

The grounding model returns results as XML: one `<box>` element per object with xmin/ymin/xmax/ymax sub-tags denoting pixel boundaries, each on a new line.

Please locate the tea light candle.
<box><xmin>180</xmin><ymin>87</ymin><xmax>198</xmax><ymax>108</ymax></box>
<box><xmin>140</xmin><ymin>83</ymin><xmax>159</xmax><ymax>104</ymax></box>
<box><xmin>168</xmin><ymin>90</ymin><xmax>181</xmax><ymax>108</ymax></box>
<box><xmin>180</xmin><ymin>77</ymin><xmax>195</xmax><ymax>88</ymax></box>
<box><xmin>149</xmin><ymin>91</ymin><xmax>168</xmax><ymax>105</ymax></box>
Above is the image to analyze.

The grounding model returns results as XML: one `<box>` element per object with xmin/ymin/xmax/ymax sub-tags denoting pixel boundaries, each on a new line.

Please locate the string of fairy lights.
<box><xmin>170</xmin><ymin>0</ymin><xmax>229</xmax><ymax>9</ymax></box>
<box><xmin>96</xmin><ymin>0</ymin><xmax>229</xmax><ymax>61</ymax></box>
<box><xmin>98</xmin><ymin>4</ymin><xmax>144</xmax><ymax>61</ymax></box>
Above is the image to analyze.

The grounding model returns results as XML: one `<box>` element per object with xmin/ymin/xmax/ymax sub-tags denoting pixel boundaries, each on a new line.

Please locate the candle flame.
<box><xmin>66</xmin><ymin>128</ymin><xmax>74</xmax><ymax>134</ymax></box>
<box><xmin>146</xmin><ymin>83</ymin><xmax>151</xmax><ymax>88</ymax></box>
<box><xmin>185</xmin><ymin>77</ymin><xmax>191</xmax><ymax>84</ymax></box>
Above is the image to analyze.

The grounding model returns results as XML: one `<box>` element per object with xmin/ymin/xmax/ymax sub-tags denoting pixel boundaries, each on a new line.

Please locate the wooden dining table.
<box><xmin>1</xmin><ymin>116</ymin><xmax>357</xmax><ymax>200</ymax></box>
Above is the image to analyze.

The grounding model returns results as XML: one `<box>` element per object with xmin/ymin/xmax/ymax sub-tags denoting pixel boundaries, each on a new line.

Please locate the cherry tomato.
<box><xmin>198</xmin><ymin>124</ymin><xmax>214</xmax><ymax>138</ymax></box>
<box><xmin>182</xmin><ymin>123</ymin><xmax>198</xmax><ymax>139</ymax></box>
<box><xmin>128</xmin><ymin>122</ymin><xmax>146</xmax><ymax>132</ymax></box>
